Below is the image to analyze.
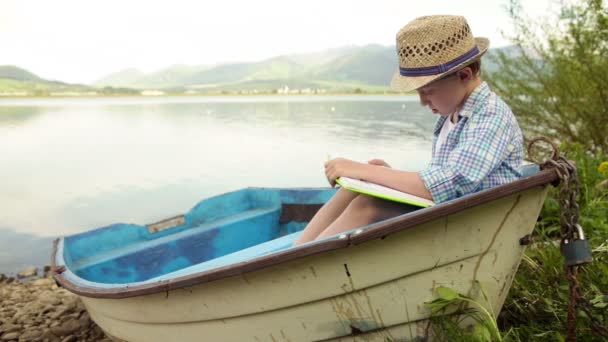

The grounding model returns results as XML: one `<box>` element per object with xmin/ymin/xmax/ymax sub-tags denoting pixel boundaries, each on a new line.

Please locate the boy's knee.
<box><xmin>347</xmin><ymin>195</ymin><xmax>385</xmax><ymax>222</ymax></box>
<box><xmin>336</xmin><ymin>186</ymin><xmax>358</xmax><ymax>199</ymax></box>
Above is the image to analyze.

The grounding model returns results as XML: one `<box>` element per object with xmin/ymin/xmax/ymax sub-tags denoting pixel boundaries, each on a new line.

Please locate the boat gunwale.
<box><xmin>51</xmin><ymin>166</ymin><xmax>560</xmax><ymax>299</ymax></box>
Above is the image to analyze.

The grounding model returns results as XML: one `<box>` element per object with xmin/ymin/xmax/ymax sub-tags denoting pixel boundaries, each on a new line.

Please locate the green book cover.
<box><xmin>335</xmin><ymin>176</ymin><xmax>434</xmax><ymax>208</ymax></box>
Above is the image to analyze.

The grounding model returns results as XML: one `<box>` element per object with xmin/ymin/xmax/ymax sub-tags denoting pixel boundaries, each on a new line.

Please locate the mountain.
<box><xmin>93</xmin><ymin>44</ymin><xmax>399</xmax><ymax>92</ymax></box>
<box><xmin>94</xmin><ymin>68</ymin><xmax>146</xmax><ymax>88</ymax></box>
<box><xmin>0</xmin><ymin>65</ymin><xmax>44</xmax><ymax>82</ymax></box>
<box><xmin>0</xmin><ymin>65</ymin><xmax>134</xmax><ymax>96</ymax></box>
<box><xmin>482</xmin><ymin>44</ymin><xmax>527</xmax><ymax>74</ymax></box>
<box><xmin>311</xmin><ymin>44</ymin><xmax>397</xmax><ymax>85</ymax></box>
<box><xmin>93</xmin><ymin>44</ymin><xmax>517</xmax><ymax>93</ymax></box>
<box><xmin>95</xmin><ymin>64</ymin><xmax>211</xmax><ymax>89</ymax></box>
<box><xmin>184</xmin><ymin>58</ymin><xmax>294</xmax><ymax>85</ymax></box>
<box><xmin>1</xmin><ymin>44</ymin><xmax>521</xmax><ymax>96</ymax></box>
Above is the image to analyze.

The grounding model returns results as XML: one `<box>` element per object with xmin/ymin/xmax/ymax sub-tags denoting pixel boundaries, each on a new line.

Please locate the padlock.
<box><xmin>560</xmin><ymin>224</ymin><xmax>593</xmax><ymax>266</ymax></box>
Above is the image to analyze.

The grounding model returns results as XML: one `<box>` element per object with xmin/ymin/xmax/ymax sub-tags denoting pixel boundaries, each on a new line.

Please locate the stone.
<box><xmin>41</xmin><ymin>330</ymin><xmax>61</xmax><ymax>342</ymax></box>
<box><xmin>49</xmin><ymin>307</ymin><xmax>70</xmax><ymax>321</ymax></box>
<box><xmin>60</xmin><ymin>297</ymin><xmax>78</xmax><ymax>312</ymax></box>
<box><xmin>0</xmin><ymin>324</ymin><xmax>21</xmax><ymax>334</ymax></box>
<box><xmin>18</xmin><ymin>317</ymin><xmax>34</xmax><ymax>326</ymax></box>
<box><xmin>17</xmin><ymin>329</ymin><xmax>42</xmax><ymax>341</ymax></box>
<box><xmin>30</xmin><ymin>278</ymin><xmax>54</xmax><ymax>288</ymax></box>
<box><xmin>0</xmin><ymin>332</ymin><xmax>20</xmax><ymax>340</ymax></box>
<box><xmin>59</xmin><ymin>336</ymin><xmax>76</xmax><ymax>342</ymax></box>
<box><xmin>40</xmin><ymin>305</ymin><xmax>55</xmax><ymax>315</ymax></box>
<box><xmin>16</xmin><ymin>267</ymin><xmax>37</xmax><ymax>279</ymax></box>
<box><xmin>88</xmin><ymin>328</ymin><xmax>104</xmax><ymax>340</ymax></box>
<box><xmin>49</xmin><ymin>319</ymin><xmax>80</xmax><ymax>337</ymax></box>
<box><xmin>38</xmin><ymin>292</ymin><xmax>61</xmax><ymax>306</ymax></box>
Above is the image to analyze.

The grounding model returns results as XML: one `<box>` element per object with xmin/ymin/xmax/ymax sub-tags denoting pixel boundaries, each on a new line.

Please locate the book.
<box><xmin>335</xmin><ymin>176</ymin><xmax>435</xmax><ymax>208</ymax></box>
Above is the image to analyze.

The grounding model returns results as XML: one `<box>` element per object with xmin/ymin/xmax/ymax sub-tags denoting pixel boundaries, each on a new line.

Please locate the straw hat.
<box><xmin>390</xmin><ymin>15</ymin><xmax>490</xmax><ymax>92</ymax></box>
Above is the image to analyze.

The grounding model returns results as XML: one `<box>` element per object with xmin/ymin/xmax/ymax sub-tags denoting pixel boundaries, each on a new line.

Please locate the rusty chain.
<box><xmin>527</xmin><ymin>137</ymin><xmax>607</xmax><ymax>341</ymax></box>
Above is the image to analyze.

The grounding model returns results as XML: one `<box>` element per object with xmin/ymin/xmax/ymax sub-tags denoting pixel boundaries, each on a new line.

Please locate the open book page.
<box><xmin>335</xmin><ymin>176</ymin><xmax>435</xmax><ymax>208</ymax></box>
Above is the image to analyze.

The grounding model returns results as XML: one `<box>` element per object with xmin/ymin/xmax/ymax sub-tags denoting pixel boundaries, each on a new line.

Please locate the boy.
<box><xmin>293</xmin><ymin>15</ymin><xmax>523</xmax><ymax>246</ymax></box>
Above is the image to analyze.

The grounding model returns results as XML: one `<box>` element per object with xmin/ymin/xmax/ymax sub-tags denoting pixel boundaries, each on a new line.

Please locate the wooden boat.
<box><xmin>51</xmin><ymin>163</ymin><xmax>558</xmax><ymax>341</ymax></box>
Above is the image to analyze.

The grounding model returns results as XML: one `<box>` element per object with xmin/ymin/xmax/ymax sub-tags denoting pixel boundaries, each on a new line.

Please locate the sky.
<box><xmin>0</xmin><ymin>0</ymin><xmax>554</xmax><ymax>84</ymax></box>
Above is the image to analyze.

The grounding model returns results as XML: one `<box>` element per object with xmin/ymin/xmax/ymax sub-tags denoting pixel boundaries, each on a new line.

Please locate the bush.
<box><xmin>487</xmin><ymin>0</ymin><xmax>608</xmax><ymax>154</ymax></box>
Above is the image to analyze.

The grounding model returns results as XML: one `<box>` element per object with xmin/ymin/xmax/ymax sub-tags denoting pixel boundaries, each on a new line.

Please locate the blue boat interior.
<box><xmin>61</xmin><ymin>164</ymin><xmax>540</xmax><ymax>285</ymax></box>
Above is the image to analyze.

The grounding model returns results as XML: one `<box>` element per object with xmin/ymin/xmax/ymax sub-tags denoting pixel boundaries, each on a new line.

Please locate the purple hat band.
<box><xmin>399</xmin><ymin>46</ymin><xmax>480</xmax><ymax>77</ymax></box>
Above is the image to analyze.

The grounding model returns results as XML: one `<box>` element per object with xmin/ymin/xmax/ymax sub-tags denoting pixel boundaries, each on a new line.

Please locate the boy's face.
<box><xmin>416</xmin><ymin>70</ymin><xmax>470</xmax><ymax>117</ymax></box>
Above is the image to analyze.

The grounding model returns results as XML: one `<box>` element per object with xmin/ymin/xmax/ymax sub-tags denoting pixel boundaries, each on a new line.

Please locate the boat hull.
<box><xmin>75</xmin><ymin>185</ymin><xmax>549</xmax><ymax>341</ymax></box>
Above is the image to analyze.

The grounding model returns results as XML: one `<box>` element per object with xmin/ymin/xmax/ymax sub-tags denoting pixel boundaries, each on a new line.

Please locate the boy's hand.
<box><xmin>367</xmin><ymin>159</ymin><xmax>391</xmax><ymax>168</ymax></box>
<box><xmin>324</xmin><ymin>157</ymin><xmax>368</xmax><ymax>187</ymax></box>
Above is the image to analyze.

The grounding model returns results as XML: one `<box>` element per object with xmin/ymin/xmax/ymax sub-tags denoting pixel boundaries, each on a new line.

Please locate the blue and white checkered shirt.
<box><xmin>419</xmin><ymin>81</ymin><xmax>524</xmax><ymax>204</ymax></box>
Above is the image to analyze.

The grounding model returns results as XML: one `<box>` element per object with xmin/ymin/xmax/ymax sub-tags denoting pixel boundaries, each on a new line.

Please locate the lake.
<box><xmin>0</xmin><ymin>95</ymin><xmax>436</xmax><ymax>275</ymax></box>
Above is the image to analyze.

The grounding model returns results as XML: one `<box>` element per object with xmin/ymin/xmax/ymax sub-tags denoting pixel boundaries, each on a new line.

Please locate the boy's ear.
<box><xmin>458</xmin><ymin>67</ymin><xmax>473</xmax><ymax>81</ymax></box>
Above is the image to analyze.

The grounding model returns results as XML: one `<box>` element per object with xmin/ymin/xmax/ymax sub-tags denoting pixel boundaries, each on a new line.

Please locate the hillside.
<box><xmin>1</xmin><ymin>44</ymin><xmax>519</xmax><ymax>96</ymax></box>
<box><xmin>0</xmin><ymin>66</ymin><xmax>136</xmax><ymax>96</ymax></box>
<box><xmin>93</xmin><ymin>44</ymin><xmax>516</xmax><ymax>93</ymax></box>
<box><xmin>93</xmin><ymin>44</ymin><xmax>399</xmax><ymax>92</ymax></box>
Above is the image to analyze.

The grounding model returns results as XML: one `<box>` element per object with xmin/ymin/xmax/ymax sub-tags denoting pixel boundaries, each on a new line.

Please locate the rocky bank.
<box><xmin>0</xmin><ymin>266</ymin><xmax>112</xmax><ymax>342</ymax></box>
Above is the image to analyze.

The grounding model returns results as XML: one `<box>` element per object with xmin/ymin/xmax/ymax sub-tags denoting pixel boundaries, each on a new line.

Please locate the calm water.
<box><xmin>0</xmin><ymin>95</ymin><xmax>436</xmax><ymax>274</ymax></box>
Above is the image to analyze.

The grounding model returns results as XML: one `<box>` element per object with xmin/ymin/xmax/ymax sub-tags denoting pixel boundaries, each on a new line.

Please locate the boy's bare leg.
<box><xmin>292</xmin><ymin>187</ymin><xmax>359</xmax><ymax>246</ymax></box>
<box><xmin>314</xmin><ymin>194</ymin><xmax>416</xmax><ymax>240</ymax></box>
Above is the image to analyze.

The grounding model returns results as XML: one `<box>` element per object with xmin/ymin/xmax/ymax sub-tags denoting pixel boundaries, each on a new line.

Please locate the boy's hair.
<box><xmin>466</xmin><ymin>58</ymin><xmax>482</xmax><ymax>77</ymax></box>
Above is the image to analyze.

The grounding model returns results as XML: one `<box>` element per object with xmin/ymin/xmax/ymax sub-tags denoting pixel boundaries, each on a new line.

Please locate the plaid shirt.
<box><xmin>419</xmin><ymin>81</ymin><xmax>524</xmax><ymax>203</ymax></box>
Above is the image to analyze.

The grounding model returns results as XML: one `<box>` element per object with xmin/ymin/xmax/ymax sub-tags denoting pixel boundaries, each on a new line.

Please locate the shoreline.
<box><xmin>0</xmin><ymin>266</ymin><xmax>111</xmax><ymax>342</ymax></box>
<box><xmin>0</xmin><ymin>92</ymin><xmax>416</xmax><ymax>100</ymax></box>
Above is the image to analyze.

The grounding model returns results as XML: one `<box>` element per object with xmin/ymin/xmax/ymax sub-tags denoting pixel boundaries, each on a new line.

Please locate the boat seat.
<box><xmin>519</xmin><ymin>162</ymin><xmax>540</xmax><ymax>178</ymax></box>
<box><xmin>148</xmin><ymin>230</ymin><xmax>301</xmax><ymax>281</ymax></box>
<box><xmin>72</xmin><ymin>206</ymin><xmax>282</xmax><ymax>272</ymax></box>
